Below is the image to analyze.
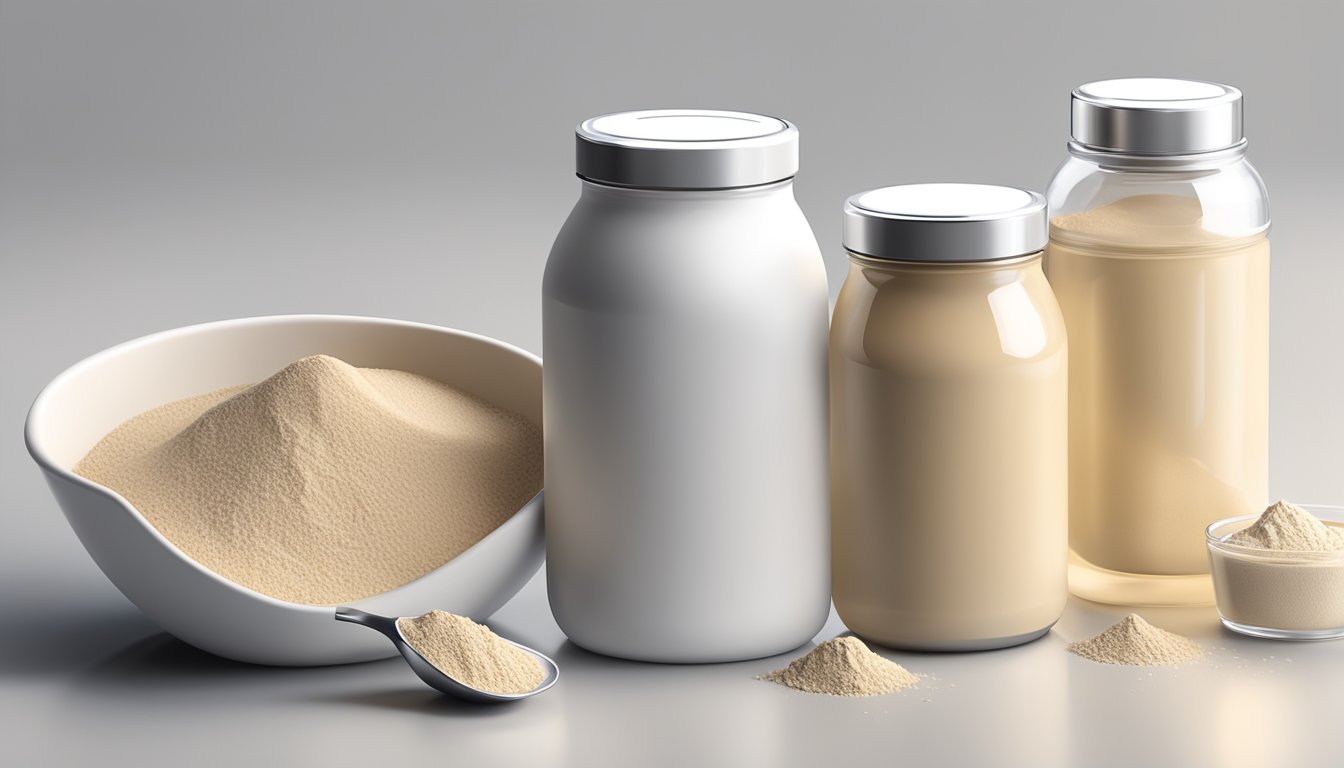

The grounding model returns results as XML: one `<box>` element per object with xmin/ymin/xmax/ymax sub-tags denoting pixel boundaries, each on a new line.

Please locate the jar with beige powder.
<box><xmin>1046</xmin><ymin>78</ymin><xmax>1271</xmax><ymax>607</ymax></box>
<box><xmin>830</xmin><ymin>184</ymin><xmax>1068</xmax><ymax>651</ymax></box>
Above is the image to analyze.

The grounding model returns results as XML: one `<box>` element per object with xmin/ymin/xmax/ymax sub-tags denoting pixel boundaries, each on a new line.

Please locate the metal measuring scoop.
<box><xmin>335</xmin><ymin>607</ymin><xmax>559</xmax><ymax>703</ymax></box>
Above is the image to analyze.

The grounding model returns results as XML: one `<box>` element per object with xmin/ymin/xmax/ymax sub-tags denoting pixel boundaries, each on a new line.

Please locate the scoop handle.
<box><xmin>334</xmin><ymin>606</ymin><xmax>400</xmax><ymax>640</ymax></box>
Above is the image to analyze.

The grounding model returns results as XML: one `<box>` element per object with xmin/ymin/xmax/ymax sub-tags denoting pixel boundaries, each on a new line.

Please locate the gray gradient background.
<box><xmin>2</xmin><ymin>1</ymin><xmax>1343</xmax><ymax>766</ymax></box>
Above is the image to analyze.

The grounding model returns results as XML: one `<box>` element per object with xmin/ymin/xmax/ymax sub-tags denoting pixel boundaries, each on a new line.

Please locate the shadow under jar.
<box><xmin>830</xmin><ymin>184</ymin><xmax>1068</xmax><ymax>651</ymax></box>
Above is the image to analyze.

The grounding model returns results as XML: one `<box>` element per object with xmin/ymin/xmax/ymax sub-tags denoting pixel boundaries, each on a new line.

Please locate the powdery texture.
<box><xmin>1211</xmin><ymin>500</ymin><xmax>1344</xmax><ymax>632</ymax></box>
<box><xmin>759</xmin><ymin>636</ymin><xmax>918</xmax><ymax>696</ymax></box>
<box><xmin>1047</xmin><ymin>194</ymin><xmax>1271</xmax><ymax>581</ymax></box>
<box><xmin>74</xmin><ymin>355</ymin><xmax>543</xmax><ymax>605</ymax></box>
<box><xmin>1211</xmin><ymin>553</ymin><xmax>1344</xmax><ymax>632</ymax></box>
<box><xmin>1050</xmin><ymin>195</ymin><xmax>1238</xmax><ymax>249</ymax></box>
<box><xmin>1225</xmin><ymin>500</ymin><xmax>1344</xmax><ymax>552</ymax></box>
<box><xmin>396</xmin><ymin>610</ymin><xmax>543</xmax><ymax>695</ymax></box>
<box><xmin>1067</xmin><ymin>614</ymin><xmax>1205</xmax><ymax>666</ymax></box>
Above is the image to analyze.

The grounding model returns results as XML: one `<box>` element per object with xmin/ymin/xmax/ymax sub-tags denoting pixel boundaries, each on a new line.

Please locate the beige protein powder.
<box><xmin>1067</xmin><ymin>614</ymin><xmax>1206</xmax><ymax>666</ymax></box>
<box><xmin>759</xmin><ymin>636</ymin><xmax>918</xmax><ymax>696</ymax></box>
<box><xmin>396</xmin><ymin>610</ymin><xmax>544</xmax><ymax>695</ymax></box>
<box><xmin>75</xmin><ymin>355</ymin><xmax>543</xmax><ymax>605</ymax></box>
<box><xmin>1209</xmin><ymin>501</ymin><xmax>1344</xmax><ymax>632</ymax></box>
<box><xmin>1049</xmin><ymin>195</ymin><xmax>1270</xmax><ymax>586</ymax></box>
<box><xmin>1225</xmin><ymin>500</ymin><xmax>1344</xmax><ymax>551</ymax></box>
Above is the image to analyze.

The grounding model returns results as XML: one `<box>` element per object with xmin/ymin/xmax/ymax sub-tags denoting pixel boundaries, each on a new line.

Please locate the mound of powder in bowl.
<box><xmin>74</xmin><ymin>354</ymin><xmax>542</xmax><ymax>605</ymax></box>
<box><xmin>1225</xmin><ymin>500</ymin><xmax>1344</xmax><ymax>551</ymax></box>
<box><xmin>1067</xmin><ymin>614</ymin><xmax>1205</xmax><ymax>666</ymax></box>
<box><xmin>396</xmin><ymin>610</ymin><xmax>544</xmax><ymax>695</ymax></box>
<box><xmin>759</xmin><ymin>636</ymin><xmax>918</xmax><ymax>696</ymax></box>
<box><xmin>1209</xmin><ymin>500</ymin><xmax>1344</xmax><ymax>633</ymax></box>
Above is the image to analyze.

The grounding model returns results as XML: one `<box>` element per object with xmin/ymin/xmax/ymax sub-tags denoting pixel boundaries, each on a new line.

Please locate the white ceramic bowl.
<box><xmin>25</xmin><ymin>315</ymin><xmax>544</xmax><ymax>666</ymax></box>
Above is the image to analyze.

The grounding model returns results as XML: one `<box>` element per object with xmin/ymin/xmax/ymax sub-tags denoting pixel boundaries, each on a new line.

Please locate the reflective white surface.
<box><xmin>853</xmin><ymin>183</ymin><xmax>1037</xmax><ymax>219</ymax></box>
<box><xmin>1074</xmin><ymin>78</ymin><xmax>1235</xmax><ymax>107</ymax></box>
<box><xmin>7</xmin><ymin>572</ymin><xmax>1344</xmax><ymax>767</ymax></box>
<box><xmin>585</xmin><ymin>110</ymin><xmax>789</xmax><ymax>143</ymax></box>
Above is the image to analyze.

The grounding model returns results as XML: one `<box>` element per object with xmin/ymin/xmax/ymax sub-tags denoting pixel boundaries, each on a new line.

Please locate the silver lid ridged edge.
<box><xmin>1071</xmin><ymin>78</ymin><xmax>1244</xmax><ymax>155</ymax></box>
<box><xmin>843</xmin><ymin>184</ymin><xmax>1048</xmax><ymax>263</ymax></box>
<box><xmin>576</xmin><ymin>109</ymin><xmax>799</xmax><ymax>190</ymax></box>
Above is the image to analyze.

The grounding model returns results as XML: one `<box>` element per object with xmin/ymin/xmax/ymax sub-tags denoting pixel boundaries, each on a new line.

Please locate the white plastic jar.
<box><xmin>542</xmin><ymin>110</ymin><xmax>830</xmax><ymax>662</ymax></box>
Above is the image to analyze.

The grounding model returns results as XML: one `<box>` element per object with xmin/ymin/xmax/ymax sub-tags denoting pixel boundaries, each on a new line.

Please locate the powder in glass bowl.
<box><xmin>1209</xmin><ymin>501</ymin><xmax>1344</xmax><ymax>635</ymax></box>
<box><xmin>1224</xmin><ymin>500</ymin><xmax>1344</xmax><ymax>552</ymax></box>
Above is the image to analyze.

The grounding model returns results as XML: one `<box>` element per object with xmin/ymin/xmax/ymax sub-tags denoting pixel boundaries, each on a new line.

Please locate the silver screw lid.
<box><xmin>576</xmin><ymin>109</ymin><xmax>798</xmax><ymax>190</ymax></box>
<box><xmin>843</xmin><ymin>184</ymin><xmax>1047</xmax><ymax>263</ymax></box>
<box><xmin>1071</xmin><ymin>78</ymin><xmax>1244</xmax><ymax>155</ymax></box>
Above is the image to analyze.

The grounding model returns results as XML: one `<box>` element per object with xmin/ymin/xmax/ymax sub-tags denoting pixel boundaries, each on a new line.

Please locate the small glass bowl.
<box><xmin>1206</xmin><ymin>505</ymin><xmax>1344</xmax><ymax>641</ymax></box>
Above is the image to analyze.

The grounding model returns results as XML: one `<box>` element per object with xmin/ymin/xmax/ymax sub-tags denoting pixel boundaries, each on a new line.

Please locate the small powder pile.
<box><xmin>396</xmin><ymin>610</ymin><xmax>544</xmax><ymax>695</ymax></box>
<box><xmin>759</xmin><ymin>636</ymin><xmax>918</xmax><ymax>696</ymax></box>
<box><xmin>75</xmin><ymin>355</ymin><xmax>542</xmax><ymax>605</ymax></box>
<box><xmin>1067</xmin><ymin>614</ymin><xmax>1205</xmax><ymax>666</ymax></box>
<box><xmin>1225</xmin><ymin>500</ymin><xmax>1344</xmax><ymax>551</ymax></box>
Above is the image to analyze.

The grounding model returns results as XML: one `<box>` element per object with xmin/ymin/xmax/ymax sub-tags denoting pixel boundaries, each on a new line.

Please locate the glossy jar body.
<box><xmin>830</xmin><ymin>251</ymin><xmax>1068</xmax><ymax>650</ymax></box>
<box><xmin>1046</xmin><ymin>149</ymin><xmax>1270</xmax><ymax>606</ymax></box>
<box><xmin>543</xmin><ymin>179</ymin><xmax>830</xmax><ymax>662</ymax></box>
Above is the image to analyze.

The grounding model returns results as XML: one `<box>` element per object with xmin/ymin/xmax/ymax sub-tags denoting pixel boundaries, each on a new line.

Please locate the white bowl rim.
<box><xmin>24</xmin><ymin>313</ymin><xmax>544</xmax><ymax>614</ymax></box>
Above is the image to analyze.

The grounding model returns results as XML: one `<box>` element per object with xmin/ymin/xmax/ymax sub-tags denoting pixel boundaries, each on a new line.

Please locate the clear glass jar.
<box><xmin>1045</xmin><ymin>79</ymin><xmax>1271</xmax><ymax>606</ymax></box>
<box><xmin>831</xmin><ymin>184</ymin><xmax>1068</xmax><ymax>650</ymax></box>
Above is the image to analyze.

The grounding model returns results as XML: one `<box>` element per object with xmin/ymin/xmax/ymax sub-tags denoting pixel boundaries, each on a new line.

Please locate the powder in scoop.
<box><xmin>1067</xmin><ymin>614</ymin><xmax>1205</xmax><ymax>666</ymax></box>
<box><xmin>396</xmin><ymin>610</ymin><xmax>544</xmax><ymax>695</ymax></box>
<box><xmin>1225</xmin><ymin>500</ymin><xmax>1344</xmax><ymax>551</ymax></box>
<box><xmin>75</xmin><ymin>355</ymin><xmax>542</xmax><ymax>605</ymax></box>
<box><xmin>759</xmin><ymin>636</ymin><xmax>918</xmax><ymax>696</ymax></box>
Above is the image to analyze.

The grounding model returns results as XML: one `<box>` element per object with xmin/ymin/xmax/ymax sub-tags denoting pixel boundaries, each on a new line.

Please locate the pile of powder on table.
<box><xmin>74</xmin><ymin>354</ymin><xmax>542</xmax><ymax>605</ymax></box>
<box><xmin>759</xmin><ymin>636</ymin><xmax>918</xmax><ymax>696</ymax></box>
<box><xmin>396</xmin><ymin>610</ymin><xmax>544</xmax><ymax>695</ymax></box>
<box><xmin>1225</xmin><ymin>500</ymin><xmax>1344</xmax><ymax>551</ymax></box>
<box><xmin>1068</xmin><ymin>614</ymin><xmax>1205</xmax><ymax>666</ymax></box>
